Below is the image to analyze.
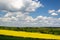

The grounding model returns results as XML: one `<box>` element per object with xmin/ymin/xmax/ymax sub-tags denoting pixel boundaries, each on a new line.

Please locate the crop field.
<box><xmin>0</xmin><ymin>26</ymin><xmax>60</xmax><ymax>40</ymax></box>
<box><xmin>0</xmin><ymin>26</ymin><xmax>60</xmax><ymax>35</ymax></box>
<box><xmin>0</xmin><ymin>35</ymin><xmax>56</xmax><ymax>40</ymax></box>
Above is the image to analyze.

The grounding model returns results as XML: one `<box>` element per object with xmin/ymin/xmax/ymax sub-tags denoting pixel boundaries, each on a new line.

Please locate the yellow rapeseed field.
<box><xmin>0</xmin><ymin>29</ymin><xmax>60</xmax><ymax>40</ymax></box>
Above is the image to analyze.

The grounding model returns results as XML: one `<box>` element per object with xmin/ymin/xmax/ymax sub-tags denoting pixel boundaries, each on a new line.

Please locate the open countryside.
<box><xmin>0</xmin><ymin>26</ymin><xmax>60</xmax><ymax>40</ymax></box>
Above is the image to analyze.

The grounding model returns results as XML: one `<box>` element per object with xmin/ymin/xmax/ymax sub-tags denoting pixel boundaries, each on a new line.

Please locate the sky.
<box><xmin>0</xmin><ymin>0</ymin><xmax>60</xmax><ymax>27</ymax></box>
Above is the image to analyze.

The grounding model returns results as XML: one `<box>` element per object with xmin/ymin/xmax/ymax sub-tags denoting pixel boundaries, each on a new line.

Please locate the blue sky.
<box><xmin>0</xmin><ymin>0</ymin><xmax>60</xmax><ymax>27</ymax></box>
<box><xmin>30</xmin><ymin>0</ymin><xmax>60</xmax><ymax>18</ymax></box>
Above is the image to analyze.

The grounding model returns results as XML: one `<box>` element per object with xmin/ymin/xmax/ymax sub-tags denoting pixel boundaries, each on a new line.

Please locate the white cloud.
<box><xmin>4</xmin><ymin>12</ymin><xmax>13</xmax><ymax>17</ymax></box>
<box><xmin>0</xmin><ymin>15</ymin><xmax>60</xmax><ymax>27</ymax></box>
<box><xmin>0</xmin><ymin>0</ymin><xmax>60</xmax><ymax>27</ymax></box>
<box><xmin>0</xmin><ymin>0</ymin><xmax>24</xmax><ymax>11</ymax></box>
<box><xmin>57</xmin><ymin>9</ymin><xmax>60</xmax><ymax>13</ymax></box>
<box><xmin>48</xmin><ymin>10</ymin><xmax>55</xmax><ymax>13</ymax></box>
<box><xmin>0</xmin><ymin>0</ymin><xmax>43</xmax><ymax>12</ymax></box>
<box><xmin>25</xmin><ymin>16</ymin><xmax>35</xmax><ymax>22</ymax></box>
<box><xmin>48</xmin><ymin>9</ymin><xmax>60</xmax><ymax>16</ymax></box>
<box><xmin>51</xmin><ymin>13</ymin><xmax>58</xmax><ymax>16</ymax></box>
<box><xmin>0</xmin><ymin>0</ymin><xmax>42</xmax><ymax>21</ymax></box>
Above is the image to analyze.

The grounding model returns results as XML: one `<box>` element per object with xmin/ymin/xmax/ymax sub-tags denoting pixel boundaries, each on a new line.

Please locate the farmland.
<box><xmin>0</xmin><ymin>26</ymin><xmax>60</xmax><ymax>40</ymax></box>
<box><xmin>0</xmin><ymin>26</ymin><xmax>60</xmax><ymax>35</ymax></box>
<box><xmin>0</xmin><ymin>35</ymin><xmax>56</xmax><ymax>40</ymax></box>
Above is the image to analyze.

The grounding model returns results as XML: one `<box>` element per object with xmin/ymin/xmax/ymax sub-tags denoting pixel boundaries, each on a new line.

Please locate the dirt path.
<box><xmin>0</xmin><ymin>29</ymin><xmax>60</xmax><ymax>39</ymax></box>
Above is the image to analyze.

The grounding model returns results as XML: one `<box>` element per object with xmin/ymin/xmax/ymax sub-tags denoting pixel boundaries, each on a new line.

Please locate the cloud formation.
<box><xmin>0</xmin><ymin>0</ymin><xmax>44</xmax><ymax>27</ymax></box>
<box><xmin>51</xmin><ymin>13</ymin><xmax>58</xmax><ymax>16</ymax></box>
<box><xmin>48</xmin><ymin>9</ymin><xmax>60</xmax><ymax>16</ymax></box>
<box><xmin>0</xmin><ymin>0</ymin><xmax>43</xmax><ymax>12</ymax></box>
<box><xmin>0</xmin><ymin>15</ymin><xmax>60</xmax><ymax>27</ymax></box>
<box><xmin>0</xmin><ymin>0</ymin><xmax>60</xmax><ymax>27</ymax></box>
